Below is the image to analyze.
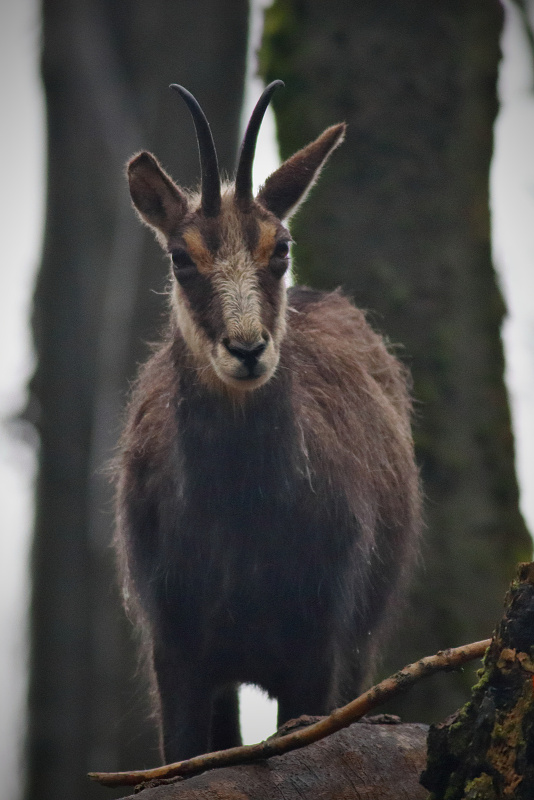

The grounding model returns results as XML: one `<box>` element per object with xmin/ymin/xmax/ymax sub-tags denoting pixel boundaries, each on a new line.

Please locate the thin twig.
<box><xmin>89</xmin><ymin>637</ymin><xmax>490</xmax><ymax>788</ymax></box>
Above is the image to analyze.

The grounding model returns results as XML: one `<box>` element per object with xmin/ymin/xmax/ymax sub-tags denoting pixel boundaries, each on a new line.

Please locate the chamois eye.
<box><xmin>171</xmin><ymin>248</ymin><xmax>197</xmax><ymax>280</ymax></box>
<box><xmin>273</xmin><ymin>240</ymin><xmax>290</xmax><ymax>258</ymax></box>
<box><xmin>270</xmin><ymin>240</ymin><xmax>290</xmax><ymax>277</ymax></box>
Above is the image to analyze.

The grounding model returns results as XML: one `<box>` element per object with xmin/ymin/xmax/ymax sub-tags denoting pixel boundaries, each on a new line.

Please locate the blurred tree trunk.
<box><xmin>260</xmin><ymin>0</ymin><xmax>532</xmax><ymax>722</ymax></box>
<box><xmin>27</xmin><ymin>1</ymin><xmax>248</xmax><ymax>798</ymax></box>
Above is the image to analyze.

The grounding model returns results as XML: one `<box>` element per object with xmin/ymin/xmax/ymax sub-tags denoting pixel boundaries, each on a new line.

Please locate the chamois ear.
<box><xmin>127</xmin><ymin>151</ymin><xmax>188</xmax><ymax>238</ymax></box>
<box><xmin>257</xmin><ymin>123</ymin><xmax>346</xmax><ymax>221</ymax></box>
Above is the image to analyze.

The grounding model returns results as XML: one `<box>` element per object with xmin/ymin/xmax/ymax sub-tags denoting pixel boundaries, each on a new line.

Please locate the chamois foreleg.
<box><xmin>210</xmin><ymin>684</ymin><xmax>242</xmax><ymax>751</ymax></box>
<box><xmin>275</xmin><ymin>635</ymin><xmax>341</xmax><ymax>727</ymax></box>
<box><xmin>152</xmin><ymin>642</ymin><xmax>213</xmax><ymax>763</ymax></box>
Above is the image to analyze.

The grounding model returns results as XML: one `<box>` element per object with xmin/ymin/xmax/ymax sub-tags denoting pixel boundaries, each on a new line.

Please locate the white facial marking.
<box><xmin>215</xmin><ymin>253</ymin><xmax>263</xmax><ymax>342</ymax></box>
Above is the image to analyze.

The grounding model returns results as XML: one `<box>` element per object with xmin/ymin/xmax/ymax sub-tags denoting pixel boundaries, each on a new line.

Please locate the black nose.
<box><xmin>223</xmin><ymin>339</ymin><xmax>267</xmax><ymax>367</ymax></box>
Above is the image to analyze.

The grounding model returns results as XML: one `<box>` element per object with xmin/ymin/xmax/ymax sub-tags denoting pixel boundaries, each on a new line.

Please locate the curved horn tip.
<box><xmin>169</xmin><ymin>83</ymin><xmax>187</xmax><ymax>98</ymax></box>
<box><xmin>169</xmin><ymin>83</ymin><xmax>221</xmax><ymax>217</ymax></box>
<box><xmin>234</xmin><ymin>80</ymin><xmax>285</xmax><ymax>211</ymax></box>
<box><xmin>169</xmin><ymin>84</ymin><xmax>198</xmax><ymax>115</ymax></box>
<box><xmin>266</xmin><ymin>79</ymin><xmax>285</xmax><ymax>92</ymax></box>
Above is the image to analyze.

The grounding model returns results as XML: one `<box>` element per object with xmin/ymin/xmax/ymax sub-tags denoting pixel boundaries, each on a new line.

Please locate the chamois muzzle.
<box><xmin>222</xmin><ymin>338</ymin><xmax>268</xmax><ymax>379</ymax></box>
<box><xmin>214</xmin><ymin>330</ymin><xmax>277</xmax><ymax>388</ymax></box>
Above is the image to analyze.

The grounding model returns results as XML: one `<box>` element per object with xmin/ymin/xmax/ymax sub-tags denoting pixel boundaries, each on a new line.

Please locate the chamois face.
<box><xmin>168</xmin><ymin>194</ymin><xmax>290</xmax><ymax>391</ymax></box>
<box><xmin>127</xmin><ymin>82</ymin><xmax>346</xmax><ymax>393</ymax></box>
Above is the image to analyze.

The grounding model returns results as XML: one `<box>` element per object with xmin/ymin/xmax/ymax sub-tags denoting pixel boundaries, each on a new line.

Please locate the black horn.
<box><xmin>170</xmin><ymin>84</ymin><xmax>221</xmax><ymax>218</ymax></box>
<box><xmin>234</xmin><ymin>80</ymin><xmax>284</xmax><ymax>211</ymax></box>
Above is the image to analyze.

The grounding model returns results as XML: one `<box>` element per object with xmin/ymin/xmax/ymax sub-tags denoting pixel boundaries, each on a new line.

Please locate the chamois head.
<box><xmin>127</xmin><ymin>81</ymin><xmax>345</xmax><ymax>392</ymax></box>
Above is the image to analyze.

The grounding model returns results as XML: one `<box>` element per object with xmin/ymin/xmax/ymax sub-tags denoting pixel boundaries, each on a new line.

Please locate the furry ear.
<box><xmin>127</xmin><ymin>151</ymin><xmax>188</xmax><ymax>238</ymax></box>
<box><xmin>257</xmin><ymin>123</ymin><xmax>346</xmax><ymax>220</ymax></box>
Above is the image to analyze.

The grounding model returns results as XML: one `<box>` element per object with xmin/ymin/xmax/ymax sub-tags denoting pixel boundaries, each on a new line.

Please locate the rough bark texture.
<box><xmin>121</xmin><ymin>719</ymin><xmax>429</xmax><ymax>800</ymax></box>
<box><xmin>28</xmin><ymin>2</ymin><xmax>248</xmax><ymax>798</ymax></box>
<box><xmin>421</xmin><ymin>562</ymin><xmax>534</xmax><ymax>799</ymax></box>
<box><xmin>260</xmin><ymin>0</ymin><xmax>532</xmax><ymax>723</ymax></box>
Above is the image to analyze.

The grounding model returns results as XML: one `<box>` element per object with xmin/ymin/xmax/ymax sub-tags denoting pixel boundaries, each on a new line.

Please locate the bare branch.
<box><xmin>89</xmin><ymin>637</ymin><xmax>490</xmax><ymax>789</ymax></box>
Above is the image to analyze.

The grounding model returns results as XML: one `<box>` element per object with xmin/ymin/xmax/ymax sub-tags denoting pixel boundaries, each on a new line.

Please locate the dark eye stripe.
<box><xmin>178</xmin><ymin>272</ymin><xmax>224</xmax><ymax>342</ymax></box>
<box><xmin>171</xmin><ymin>247</ymin><xmax>196</xmax><ymax>269</ymax></box>
<box><xmin>171</xmin><ymin>248</ymin><xmax>198</xmax><ymax>284</ymax></box>
<box><xmin>258</xmin><ymin>267</ymin><xmax>283</xmax><ymax>330</ymax></box>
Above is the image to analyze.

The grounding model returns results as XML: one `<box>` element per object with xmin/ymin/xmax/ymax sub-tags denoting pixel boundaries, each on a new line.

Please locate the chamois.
<box><xmin>115</xmin><ymin>81</ymin><xmax>421</xmax><ymax>764</ymax></box>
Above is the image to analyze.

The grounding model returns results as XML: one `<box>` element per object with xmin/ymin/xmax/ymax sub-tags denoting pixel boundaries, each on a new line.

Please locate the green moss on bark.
<box><xmin>421</xmin><ymin>564</ymin><xmax>534</xmax><ymax>799</ymax></box>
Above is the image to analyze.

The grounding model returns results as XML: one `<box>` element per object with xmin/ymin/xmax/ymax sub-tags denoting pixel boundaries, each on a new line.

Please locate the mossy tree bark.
<box><xmin>28</xmin><ymin>2</ymin><xmax>248</xmax><ymax>798</ymax></box>
<box><xmin>260</xmin><ymin>0</ymin><xmax>532</xmax><ymax>722</ymax></box>
<box><xmin>421</xmin><ymin>562</ymin><xmax>534</xmax><ymax>799</ymax></box>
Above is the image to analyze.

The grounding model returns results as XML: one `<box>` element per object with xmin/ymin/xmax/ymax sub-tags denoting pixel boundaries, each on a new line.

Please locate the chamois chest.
<box><xmin>176</xmin><ymin>371</ymin><xmax>299</xmax><ymax>517</ymax></box>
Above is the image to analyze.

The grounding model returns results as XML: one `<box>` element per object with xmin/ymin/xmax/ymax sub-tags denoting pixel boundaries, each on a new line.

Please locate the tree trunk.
<box><xmin>260</xmin><ymin>0</ymin><xmax>532</xmax><ymax>723</ymax></box>
<box><xmin>27</xmin><ymin>2</ymin><xmax>248</xmax><ymax>798</ymax></box>
<box><xmin>421</xmin><ymin>562</ymin><xmax>534</xmax><ymax>799</ymax></box>
<box><xmin>119</xmin><ymin>720</ymin><xmax>428</xmax><ymax>800</ymax></box>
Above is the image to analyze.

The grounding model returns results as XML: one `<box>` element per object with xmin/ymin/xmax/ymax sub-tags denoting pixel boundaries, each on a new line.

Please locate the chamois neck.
<box><xmin>173</xmin><ymin>343</ymin><xmax>297</xmax><ymax>512</ymax></box>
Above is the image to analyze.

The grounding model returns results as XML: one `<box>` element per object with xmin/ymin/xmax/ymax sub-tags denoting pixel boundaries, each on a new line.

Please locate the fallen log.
<box><xmin>121</xmin><ymin>717</ymin><xmax>429</xmax><ymax>800</ymax></box>
<box><xmin>91</xmin><ymin>639</ymin><xmax>489</xmax><ymax>788</ymax></box>
<box><xmin>90</xmin><ymin>561</ymin><xmax>534</xmax><ymax>799</ymax></box>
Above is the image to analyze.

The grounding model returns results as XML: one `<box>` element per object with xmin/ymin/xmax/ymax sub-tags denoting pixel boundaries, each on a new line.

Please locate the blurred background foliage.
<box><xmin>25</xmin><ymin>1</ymin><xmax>531</xmax><ymax>798</ymax></box>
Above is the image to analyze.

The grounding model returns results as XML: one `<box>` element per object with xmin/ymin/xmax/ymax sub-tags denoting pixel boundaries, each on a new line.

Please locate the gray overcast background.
<box><xmin>1</xmin><ymin>1</ymin><xmax>533</xmax><ymax>798</ymax></box>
